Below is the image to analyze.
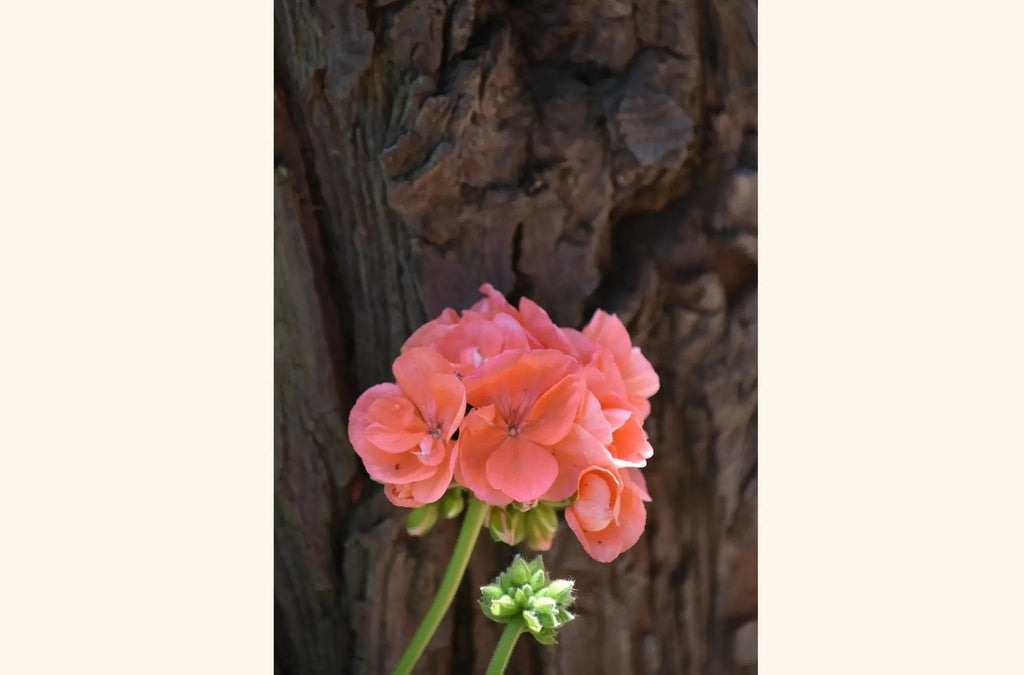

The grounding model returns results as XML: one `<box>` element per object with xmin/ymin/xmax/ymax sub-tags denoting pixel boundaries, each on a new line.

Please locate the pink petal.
<box><xmin>361</xmin><ymin>449</ymin><xmax>438</xmax><ymax>484</ymax></box>
<box><xmin>455</xmin><ymin>407</ymin><xmax>512</xmax><ymax>506</ymax></box>
<box><xmin>392</xmin><ymin>347</ymin><xmax>456</xmax><ymax>413</ymax></box>
<box><xmin>609</xmin><ymin>415</ymin><xmax>653</xmax><ymax>467</ymax></box>
<box><xmin>401</xmin><ymin>309</ymin><xmax>459</xmax><ymax>352</ymax></box>
<box><xmin>364</xmin><ymin>422</ymin><xmax>424</xmax><ymax>454</ymax></box>
<box><xmin>518</xmin><ymin>296</ymin><xmax>578</xmax><ymax>357</ymax></box>
<box><xmin>542</xmin><ymin>424</ymin><xmax>613</xmax><ymax>502</ymax></box>
<box><xmin>573</xmin><ymin>466</ymin><xmax>620</xmax><ymax>531</ymax></box>
<box><xmin>464</xmin><ymin>349</ymin><xmax>524</xmax><ymax>411</ymax></box>
<box><xmin>582</xmin><ymin>310</ymin><xmax>632</xmax><ymax>365</ymax></box>
<box><xmin>576</xmin><ymin>392</ymin><xmax>613</xmax><ymax>445</ymax></box>
<box><xmin>426</xmin><ymin>372</ymin><xmax>466</xmax><ymax>438</ymax></box>
<box><xmin>410</xmin><ymin>451</ymin><xmax>458</xmax><ymax>505</ymax></box>
<box><xmin>485</xmin><ymin>437</ymin><xmax>558</xmax><ymax>502</ymax></box>
<box><xmin>565</xmin><ymin>507</ymin><xmax>622</xmax><ymax>563</ymax></box>
<box><xmin>614</xmin><ymin>486</ymin><xmax>648</xmax><ymax>551</ymax></box>
<box><xmin>522</xmin><ymin>373</ymin><xmax>582</xmax><ymax>446</ymax></box>
<box><xmin>347</xmin><ymin>383</ymin><xmax>404</xmax><ymax>456</ymax></box>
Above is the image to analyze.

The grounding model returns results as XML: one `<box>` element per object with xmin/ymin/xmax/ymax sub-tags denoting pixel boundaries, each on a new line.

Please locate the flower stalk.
<box><xmin>485</xmin><ymin>618</ymin><xmax>525</xmax><ymax>675</ymax></box>
<box><xmin>391</xmin><ymin>498</ymin><xmax>489</xmax><ymax>675</ymax></box>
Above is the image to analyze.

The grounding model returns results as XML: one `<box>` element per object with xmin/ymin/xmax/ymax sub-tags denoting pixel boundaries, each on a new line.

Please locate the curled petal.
<box><xmin>348</xmin><ymin>383</ymin><xmax>406</xmax><ymax>456</ymax></box>
<box><xmin>608</xmin><ymin>415</ymin><xmax>653</xmax><ymax>467</ymax></box>
<box><xmin>572</xmin><ymin>465</ymin><xmax>621</xmax><ymax>531</ymax></box>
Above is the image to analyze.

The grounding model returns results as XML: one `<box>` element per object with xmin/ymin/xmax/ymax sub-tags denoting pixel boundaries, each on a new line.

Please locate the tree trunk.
<box><xmin>275</xmin><ymin>0</ymin><xmax>756</xmax><ymax>673</ymax></box>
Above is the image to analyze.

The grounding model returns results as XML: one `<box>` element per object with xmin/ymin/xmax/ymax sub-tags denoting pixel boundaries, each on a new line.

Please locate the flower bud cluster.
<box><xmin>480</xmin><ymin>555</ymin><xmax>576</xmax><ymax>645</ymax></box>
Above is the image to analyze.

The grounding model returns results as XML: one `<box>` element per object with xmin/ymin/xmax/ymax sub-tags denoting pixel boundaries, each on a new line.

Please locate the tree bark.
<box><xmin>275</xmin><ymin>0</ymin><xmax>756</xmax><ymax>673</ymax></box>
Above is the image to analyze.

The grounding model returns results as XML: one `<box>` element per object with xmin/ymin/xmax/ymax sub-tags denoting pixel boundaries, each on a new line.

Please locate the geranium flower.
<box><xmin>455</xmin><ymin>349</ymin><xmax>588</xmax><ymax>505</ymax></box>
<box><xmin>565</xmin><ymin>464</ymin><xmax>651</xmax><ymax>562</ymax></box>
<box><xmin>347</xmin><ymin>347</ymin><xmax>466</xmax><ymax>507</ymax></box>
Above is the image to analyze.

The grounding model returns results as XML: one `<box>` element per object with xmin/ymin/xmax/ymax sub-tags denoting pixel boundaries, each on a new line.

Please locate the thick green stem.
<box><xmin>485</xmin><ymin>618</ymin><xmax>525</xmax><ymax>675</ymax></box>
<box><xmin>391</xmin><ymin>497</ymin><xmax>489</xmax><ymax>675</ymax></box>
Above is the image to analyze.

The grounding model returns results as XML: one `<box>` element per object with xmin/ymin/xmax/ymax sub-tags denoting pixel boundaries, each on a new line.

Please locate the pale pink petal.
<box><xmin>572</xmin><ymin>466</ymin><xmax>620</xmax><ymax>531</ymax></box>
<box><xmin>385</xmin><ymin>482</ymin><xmax>420</xmax><ymax>508</ymax></box>
<box><xmin>602</xmin><ymin>407</ymin><xmax>634</xmax><ymax>433</ymax></box>
<box><xmin>624</xmin><ymin>349</ymin><xmax>660</xmax><ymax>399</ymax></box>
<box><xmin>464</xmin><ymin>349</ymin><xmax>523</xmax><ymax>411</ymax></box>
<box><xmin>414</xmin><ymin>437</ymin><xmax>448</xmax><ymax>467</ymax></box>
<box><xmin>491</xmin><ymin>312</ymin><xmax>532</xmax><ymax>351</ymax></box>
<box><xmin>614</xmin><ymin>486</ymin><xmax>648</xmax><ymax>551</ymax></box>
<box><xmin>576</xmin><ymin>392</ymin><xmax>613</xmax><ymax>445</ymax></box>
<box><xmin>518</xmin><ymin>296</ymin><xmax>578</xmax><ymax>357</ymax></box>
<box><xmin>485</xmin><ymin>437</ymin><xmax>559</xmax><ymax>502</ymax></box>
<box><xmin>361</xmin><ymin>448</ymin><xmax>438</xmax><ymax>484</ymax></box>
<box><xmin>410</xmin><ymin>451</ymin><xmax>458</xmax><ymax>505</ymax></box>
<box><xmin>506</xmin><ymin>349</ymin><xmax>581</xmax><ymax>414</ymax></box>
<box><xmin>455</xmin><ymin>407</ymin><xmax>512</xmax><ymax>506</ymax></box>
<box><xmin>347</xmin><ymin>383</ymin><xmax>404</xmax><ymax>456</ymax></box>
<box><xmin>470</xmin><ymin>283</ymin><xmax>520</xmax><ymax>319</ymax></box>
<box><xmin>542</xmin><ymin>425</ymin><xmax>613</xmax><ymax>502</ymax></box>
<box><xmin>364</xmin><ymin>422</ymin><xmax>425</xmax><ymax>454</ymax></box>
<box><xmin>401</xmin><ymin>308</ymin><xmax>459</xmax><ymax>351</ymax></box>
<box><xmin>582</xmin><ymin>310</ymin><xmax>632</xmax><ymax>365</ymax></box>
<box><xmin>563</xmin><ymin>327</ymin><xmax>595</xmax><ymax>363</ymax></box>
<box><xmin>426</xmin><ymin>372</ymin><xmax>466</xmax><ymax>438</ymax></box>
<box><xmin>608</xmin><ymin>415</ymin><xmax>653</xmax><ymax>467</ymax></box>
<box><xmin>392</xmin><ymin>347</ymin><xmax>456</xmax><ymax>413</ymax></box>
<box><xmin>621</xmin><ymin>467</ymin><xmax>652</xmax><ymax>502</ymax></box>
<box><xmin>565</xmin><ymin>507</ymin><xmax>622</xmax><ymax>563</ymax></box>
<box><xmin>522</xmin><ymin>374</ymin><xmax>582</xmax><ymax>446</ymax></box>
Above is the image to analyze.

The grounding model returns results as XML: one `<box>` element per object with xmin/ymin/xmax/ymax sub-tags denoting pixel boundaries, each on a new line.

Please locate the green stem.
<box><xmin>392</xmin><ymin>497</ymin><xmax>489</xmax><ymax>675</ymax></box>
<box><xmin>485</xmin><ymin>619</ymin><xmax>525</xmax><ymax>675</ymax></box>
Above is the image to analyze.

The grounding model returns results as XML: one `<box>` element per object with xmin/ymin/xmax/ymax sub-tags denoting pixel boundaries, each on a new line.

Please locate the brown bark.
<box><xmin>275</xmin><ymin>0</ymin><xmax>756</xmax><ymax>672</ymax></box>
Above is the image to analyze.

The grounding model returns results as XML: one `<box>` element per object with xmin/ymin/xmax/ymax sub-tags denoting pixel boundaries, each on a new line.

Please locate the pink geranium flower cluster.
<box><xmin>348</xmin><ymin>284</ymin><xmax>660</xmax><ymax>562</ymax></box>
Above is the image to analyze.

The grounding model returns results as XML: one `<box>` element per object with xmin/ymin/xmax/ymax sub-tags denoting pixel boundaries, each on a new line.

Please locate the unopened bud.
<box><xmin>438</xmin><ymin>487</ymin><xmax>465</xmax><ymax>519</ymax></box>
<box><xmin>489</xmin><ymin>507</ymin><xmax>526</xmax><ymax>546</ymax></box>
<box><xmin>406</xmin><ymin>503</ymin><xmax>439</xmax><ymax>537</ymax></box>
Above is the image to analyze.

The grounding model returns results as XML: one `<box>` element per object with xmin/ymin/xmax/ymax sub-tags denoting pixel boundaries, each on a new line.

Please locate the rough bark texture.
<box><xmin>275</xmin><ymin>0</ymin><xmax>756</xmax><ymax>672</ymax></box>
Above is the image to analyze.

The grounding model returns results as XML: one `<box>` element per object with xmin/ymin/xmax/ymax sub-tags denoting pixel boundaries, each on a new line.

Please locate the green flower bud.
<box><xmin>489</xmin><ymin>507</ymin><xmax>526</xmax><ymax>546</ymax></box>
<box><xmin>405</xmin><ymin>503</ymin><xmax>439</xmax><ymax>537</ymax></box>
<box><xmin>538</xmin><ymin>611</ymin><xmax>557</xmax><ymax>629</ymax></box>
<box><xmin>438</xmin><ymin>488</ymin><xmax>465</xmax><ymax>519</ymax></box>
<box><xmin>509</xmin><ymin>555</ymin><xmax>531</xmax><ymax>586</ymax></box>
<box><xmin>533</xmin><ymin>630</ymin><xmax>557</xmax><ymax>646</ymax></box>
<box><xmin>480</xmin><ymin>584</ymin><xmax>504</xmax><ymax>603</ymax></box>
<box><xmin>522</xmin><ymin>610</ymin><xmax>543</xmax><ymax>634</ymax></box>
<box><xmin>532</xmin><ymin>596</ymin><xmax>557</xmax><ymax>614</ymax></box>
<box><xmin>514</xmin><ymin>587</ymin><xmax>527</xmax><ymax>607</ymax></box>
<box><xmin>545</xmin><ymin>579</ymin><xmax>574</xmax><ymax>604</ymax></box>
<box><xmin>529</xmin><ymin>568</ymin><xmax>547</xmax><ymax>590</ymax></box>
<box><xmin>489</xmin><ymin>595</ymin><xmax>519</xmax><ymax>619</ymax></box>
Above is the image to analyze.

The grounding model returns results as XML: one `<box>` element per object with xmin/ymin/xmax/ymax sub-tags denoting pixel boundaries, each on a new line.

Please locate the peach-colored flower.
<box><xmin>347</xmin><ymin>347</ymin><xmax>465</xmax><ymax>507</ymax></box>
<box><xmin>429</xmin><ymin>311</ymin><xmax>531</xmax><ymax>378</ymax></box>
<box><xmin>582</xmin><ymin>310</ymin><xmax>660</xmax><ymax>419</ymax></box>
<box><xmin>455</xmin><ymin>349</ymin><xmax>587</xmax><ymax>505</ymax></box>
<box><xmin>565</xmin><ymin>465</ymin><xmax>650</xmax><ymax>562</ymax></box>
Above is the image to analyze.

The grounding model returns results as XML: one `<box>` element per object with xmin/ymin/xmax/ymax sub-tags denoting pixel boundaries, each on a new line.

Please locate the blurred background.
<box><xmin>275</xmin><ymin>0</ymin><xmax>756</xmax><ymax>672</ymax></box>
